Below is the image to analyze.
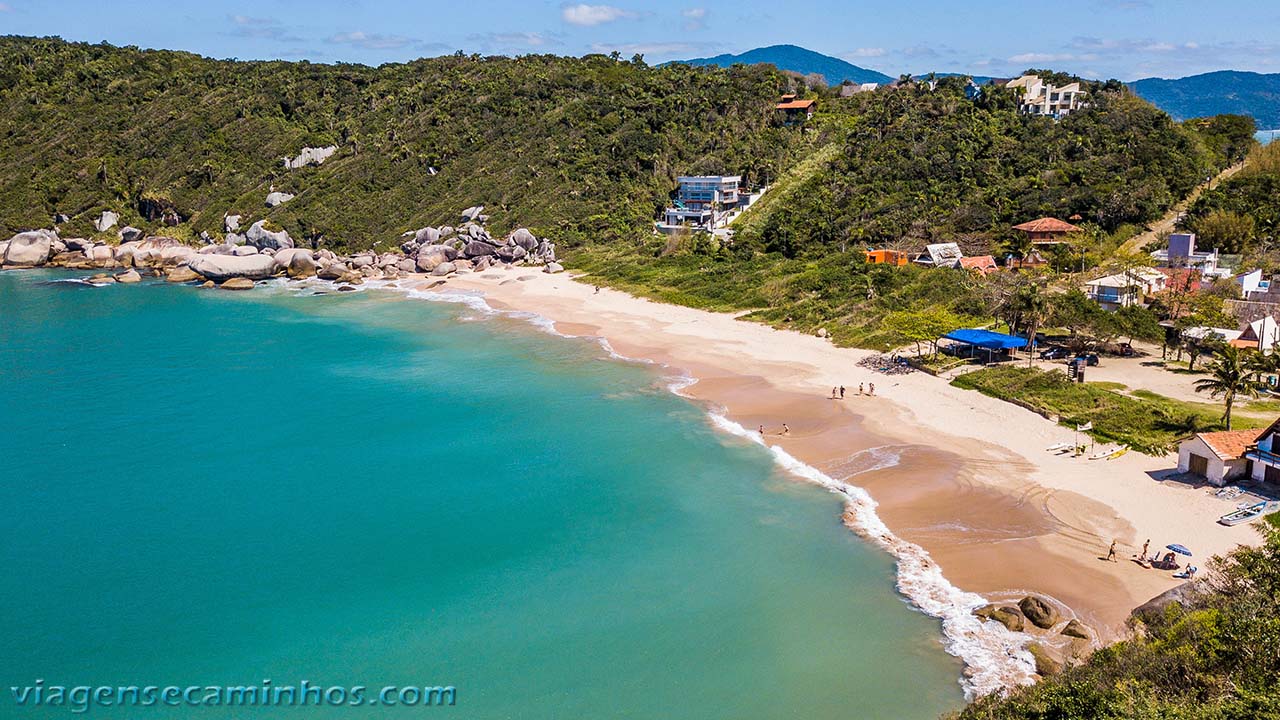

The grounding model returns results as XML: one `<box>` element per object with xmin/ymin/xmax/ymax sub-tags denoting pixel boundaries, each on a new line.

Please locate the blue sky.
<box><xmin>1</xmin><ymin>0</ymin><xmax>1277</xmax><ymax>80</ymax></box>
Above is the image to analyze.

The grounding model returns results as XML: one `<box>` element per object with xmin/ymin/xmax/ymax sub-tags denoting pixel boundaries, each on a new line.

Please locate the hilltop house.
<box><xmin>776</xmin><ymin>95</ymin><xmax>816</xmax><ymax>124</ymax></box>
<box><xmin>839</xmin><ymin>82</ymin><xmax>880</xmax><ymax>97</ymax></box>
<box><xmin>661</xmin><ymin>175</ymin><xmax>742</xmax><ymax>230</ymax></box>
<box><xmin>1006</xmin><ymin>75</ymin><xmax>1088</xmax><ymax>118</ymax></box>
<box><xmin>1084</xmin><ymin>269</ymin><xmax>1167</xmax><ymax>310</ymax></box>
<box><xmin>1012</xmin><ymin>217</ymin><xmax>1082</xmax><ymax>247</ymax></box>
<box><xmin>913</xmin><ymin>242</ymin><xmax>964</xmax><ymax>269</ymax></box>
<box><xmin>1231</xmin><ymin>317</ymin><xmax>1280</xmax><ymax>353</ymax></box>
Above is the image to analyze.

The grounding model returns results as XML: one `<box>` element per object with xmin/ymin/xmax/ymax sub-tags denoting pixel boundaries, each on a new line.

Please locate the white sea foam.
<box><xmin>707</xmin><ymin>412</ymin><xmax>1037</xmax><ymax>699</ymax></box>
<box><xmin>323</xmin><ymin>278</ymin><xmax>1038</xmax><ymax>697</ymax></box>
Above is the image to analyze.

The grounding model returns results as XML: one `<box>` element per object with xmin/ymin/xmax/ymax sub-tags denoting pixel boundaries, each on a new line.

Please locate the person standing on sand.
<box><xmin>1140</xmin><ymin>539</ymin><xmax>1150</xmax><ymax>560</ymax></box>
<box><xmin>831</xmin><ymin>387</ymin><xmax>838</xmax><ymax>399</ymax></box>
<box><xmin>839</xmin><ymin>385</ymin><xmax>846</xmax><ymax>399</ymax></box>
<box><xmin>1107</xmin><ymin>540</ymin><xmax>1118</xmax><ymax>562</ymax></box>
<box><xmin>868</xmin><ymin>383</ymin><xmax>875</xmax><ymax>396</ymax></box>
<box><xmin>782</xmin><ymin>423</ymin><xmax>790</xmax><ymax>436</ymax></box>
<box><xmin>758</xmin><ymin>425</ymin><xmax>764</xmax><ymax>435</ymax></box>
<box><xmin>858</xmin><ymin>383</ymin><xmax>864</xmax><ymax>395</ymax></box>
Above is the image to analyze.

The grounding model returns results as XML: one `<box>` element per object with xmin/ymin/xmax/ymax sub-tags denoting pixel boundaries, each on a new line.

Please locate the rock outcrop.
<box><xmin>1060</xmin><ymin>619</ymin><xmax>1090</xmax><ymax>639</ymax></box>
<box><xmin>974</xmin><ymin>605</ymin><xmax>1025</xmax><ymax>632</ymax></box>
<box><xmin>283</xmin><ymin>146</ymin><xmax>337</xmax><ymax>170</ymax></box>
<box><xmin>245</xmin><ymin>220</ymin><xmax>294</xmax><ymax>250</ymax></box>
<box><xmin>224</xmin><ymin>214</ymin><xmax>241</xmax><ymax>232</ymax></box>
<box><xmin>93</xmin><ymin>210</ymin><xmax>119</xmax><ymax>232</ymax></box>
<box><xmin>1019</xmin><ymin>596</ymin><xmax>1061</xmax><ymax>630</ymax></box>
<box><xmin>265</xmin><ymin>191</ymin><xmax>295</xmax><ymax>207</ymax></box>
<box><xmin>185</xmin><ymin>254</ymin><xmax>278</xmax><ymax>281</ymax></box>
<box><xmin>1026</xmin><ymin>643</ymin><xmax>1062</xmax><ymax>677</ymax></box>
<box><xmin>219</xmin><ymin>277</ymin><xmax>255</xmax><ymax>290</ymax></box>
<box><xmin>2</xmin><ymin>230</ymin><xmax>55</xmax><ymax>267</ymax></box>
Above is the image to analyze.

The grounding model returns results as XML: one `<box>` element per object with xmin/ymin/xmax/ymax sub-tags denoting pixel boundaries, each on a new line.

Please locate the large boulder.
<box><xmin>396</xmin><ymin>258</ymin><xmax>417</xmax><ymax>274</ymax></box>
<box><xmin>64</xmin><ymin>237</ymin><xmax>93</xmax><ymax>253</ymax></box>
<box><xmin>400</xmin><ymin>239</ymin><xmax>421</xmax><ymax>255</ymax></box>
<box><xmin>543</xmin><ymin>262</ymin><xmax>564</xmax><ymax>274</ymax></box>
<box><xmin>113</xmin><ymin>241</ymin><xmax>141</xmax><ymax>266</ymax></box>
<box><xmin>462</xmin><ymin>240</ymin><xmax>498</xmax><ymax>258</ymax></box>
<box><xmin>495</xmin><ymin>245</ymin><xmax>527</xmax><ymax>263</ymax></box>
<box><xmin>535</xmin><ymin>239</ymin><xmax>556</xmax><ymax>263</ymax></box>
<box><xmin>118</xmin><ymin>226</ymin><xmax>143</xmax><ymax>243</ymax></box>
<box><xmin>265</xmin><ymin>191</ymin><xmax>295</xmax><ymax>207</ymax></box>
<box><xmin>460</xmin><ymin>205</ymin><xmax>485</xmax><ymax>222</ymax></box>
<box><xmin>115</xmin><ymin>268</ymin><xmax>142</xmax><ymax>283</ymax></box>
<box><xmin>219</xmin><ymin>277</ymin><xmax>255</xmax><ymax>290</ymax></box>
<box><xmin>508</xmin><ymin>228</ymin><xmax>538</xmax><ymax>251</ymax></box>
<box><xmin>414</xmin><ymin>227</ymin><xmax>441</xmax><ymax>245</ymax></box>
<box><xmin>430</xmin><ymin>261</ymin><xmax>456</xmax><ymax>276</ymax></box>
<box><xmin>415</xmin><ymin>245</ymin><xmax>457</xmax><ymax>272</ymax></box>
<box><xmin>1060</xmin><ymin>619</ymin><xmax>1090</xmax><ymax>640</ymax></box>
<box><xmin>93</xmin><ymin>210</ymin><xmax>119</xmax><ymax>232</ymax></box>
<box><xmin>245</xmin><ymin>220</ymin><xmax>294</xmax><ymax>250</ymax></box>
<box><xmin>132</xmin><ymin>237</ymin><xmax>187</xmax><ymax>267</ymax></box>
<box><xmin>1018</xmin><ymin>596</ymin><xmax>1061</xmax><ymax>630</ymax></box>
<box><xmin>3</xmin><ymin>230</ymin><xmax>55</xmax><ymax>267</ymax></box>
<box><xmin>974</xmin><ymin>605</ymin><xmax>1024</xmax><ymax>632</ymax></box>
<box><xmin>166</xmin><ymin>266</ymin><xmax>203</xmax><ymax>283</ymax></box>
<box><xmin>273</xmin><ymin>249</ymin><xmax>318</xmax><ymax>278</ymax></box>
<box><xmin>232</xmin><ymin>245</ymin><xmax>259</xmax><ymax>256</ymax></box>
<box><xmin>185</xmin><ymin>254</ymin><xmax>278</xmax><ymax>281</ymax></box>
<box><xmin>223</xmin><ymin>214</ymin><xmax>241</xmax><ymax>232</ymax></box>
<box><xmin>1132</xmin><ymin>582</ymin><xmax>1206</xmax><ymax>622</ymax></box>
<box><xmin>89</xmin><ymin>245</ymin><xmax>117</xmax><ymax>267</ymax></box>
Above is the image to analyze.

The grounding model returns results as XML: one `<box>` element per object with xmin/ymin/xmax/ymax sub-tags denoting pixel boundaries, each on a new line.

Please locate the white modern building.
<box><xmin>1152</xmin><ymin>233</ymin><xmax>1232</xmax><ymax>279</ymax></box>
<box><xmin>1245</xmin><ymin>419</ymin><xmax>1280</xmax><ymax>484</ymax></box>
<box><xmin>1084</xmin><ymin>270</ymin><xmax>1167</xmax><ymax>309</ymax></box>
<box><xmin>1178</xmin><ymin>430</ymin><xmax>1261</xmax><ymax>486</ymax></box>
<box><xmin>1006</xmin><ymin>75</ymin><xmax>1088</xmax><ymax>118</ymax></box>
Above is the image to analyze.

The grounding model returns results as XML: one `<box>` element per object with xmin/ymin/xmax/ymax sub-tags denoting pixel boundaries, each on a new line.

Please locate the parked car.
<box><xmin>1040</xmin><ymin>347</ymin><xmax>1072</xmax><ymax>360</ymax></box>
<box><xmin>1075</xmin><ymin>353</ymin><xmax>1100</xmax><ymax>367</ymax></box>
<box><xmin>1117</xmin><ymin>342</ymin><xmax>1135</xmax><ymax>357</ymax></box>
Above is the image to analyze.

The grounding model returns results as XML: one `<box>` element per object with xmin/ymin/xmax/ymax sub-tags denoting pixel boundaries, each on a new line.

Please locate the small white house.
<box><xmin>1178</xmin><ymin>429</ymin><xmax>1263</xmax><ymax>486</ymax></box>
<box><xmin>1084</xmin><ymin>270</ymin><xmax>1167</xmax><ymax>309</ymax></box>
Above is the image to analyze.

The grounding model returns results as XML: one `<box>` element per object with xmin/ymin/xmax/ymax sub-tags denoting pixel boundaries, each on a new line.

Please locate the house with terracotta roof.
<box><xmin>959</xmin><ymin>255</ymin><xmax>998</xmax><ymax>275</ymax></box>
<box><xmin>1178</xmin><ymin>428</ymin><xmax>1266</xmax><ymax>486</ymax></box>
<box><xmin>1012</xmin><ymin>217</ymin><xmax>1082</xmax><ymax>246</ymax></box>
<box><xmin>775</xmin><ymin>96</ymin><xmax>816</xmax><ymax>125</ymax></box>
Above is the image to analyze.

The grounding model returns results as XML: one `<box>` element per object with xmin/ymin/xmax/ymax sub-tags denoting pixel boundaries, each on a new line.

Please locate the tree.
<box><xmin>1050</xmin><ymin>290</ymin><xmax>1115</xmax><ymax>351</ymax></box>
<box><xmin>883</xmin><ymin>306</ymin><xmax>967</xmax><ymax>358</ymax></box>
<box><xmin>1194</xmin><ymin>345</ymin><xmax>1265</xmax><ymax>430</ymax></box>
<box><xmin>1011</xmin><ymin>282</ymin><xmax>1049</xmax><ymax>366</ymax></box>
<box><xmin>1193</xmin><ymin>209</ymin><xmax>1256</xmax><ymax>253</ymax></box>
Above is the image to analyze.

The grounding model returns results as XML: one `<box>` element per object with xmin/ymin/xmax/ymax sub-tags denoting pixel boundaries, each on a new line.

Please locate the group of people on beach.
<box><xmin>829</xmin><ymin>383</ymin><xmax>874</xmax><ymax>399</ymax></box>
<box><xmin>1105</xmin><ymin>538</ymin><xmax>1197</xmax><ymax>579</ymax></box>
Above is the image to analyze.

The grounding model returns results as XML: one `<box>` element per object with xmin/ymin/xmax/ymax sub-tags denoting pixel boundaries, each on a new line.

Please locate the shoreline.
<box><xmin>383</xmin><ymin>267</ymin><xmax>1261</xmax><ymax>692</ymax></box>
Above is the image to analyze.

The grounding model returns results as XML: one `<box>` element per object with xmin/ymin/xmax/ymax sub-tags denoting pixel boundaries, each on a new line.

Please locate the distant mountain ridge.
<box><xmin>1129</xmin><ymin>71</ymin><xmax>1280</xmax><ymax>129</ymax></box>
<box><xmin>674</xmin><ymin>44</ymin><xmax>893</xmax><ymax>86</ymax></box>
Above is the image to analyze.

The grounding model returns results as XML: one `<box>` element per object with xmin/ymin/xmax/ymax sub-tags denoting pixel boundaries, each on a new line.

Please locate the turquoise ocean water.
<box><xmin>0</xmin><ymin>271</ymin><xmax>963</xmax><ymax>719</ymax></box>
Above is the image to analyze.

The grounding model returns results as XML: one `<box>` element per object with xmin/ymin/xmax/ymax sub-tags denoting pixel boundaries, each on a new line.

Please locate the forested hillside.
<box><xmin>1181</xmin><ymin>140</ymin><xmax>1280</xmax><ymax>268</ymax></box>
<box><xmin>0</xmin><ymin>37</ymin><xmax>807</xmax><ymax>252</ymax></box>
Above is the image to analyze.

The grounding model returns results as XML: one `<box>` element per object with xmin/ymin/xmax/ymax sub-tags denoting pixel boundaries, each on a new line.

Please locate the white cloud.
<box><xmin>326</xmin><ymin>31</ymin><xmax>417</xmax><ymax>50</ymax></box>
<box><xmin>681</xmin><ymin>7</ymin><xmax>707</xmax><ymax>31</ymax></box>
<box><xmin>561</xmin><ymin>4</ymin><xmax>637</xmax><ymax>27</ymax></box>
<box><xmin>846</xmin><ymin>47</ymin><xmax>887</xmax><ymax>58</ymax></box>
<box><xmin>228</xmin><ymin>15</ymin><xmax>302</xmax><ymax>42</ymax></box>
<box><xmin>1008</xmin><ymin>52</ymin><xmax>1083</xmax><ymax>63</ymax></box>
<box><xmin>468</xmin><ymin>31</ymin><xmax>562</xmax><ymax>50</ymax></box>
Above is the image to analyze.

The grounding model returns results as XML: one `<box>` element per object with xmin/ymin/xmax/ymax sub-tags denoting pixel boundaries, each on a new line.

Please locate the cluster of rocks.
<box><xmin>973</xmin><ymin>595</ymin><xmax>1091</xmax><ymax>677</ymax></box>
<box><xmin>2</xmin><ymin>206</ymin><xmax>564</xmax><ymax>292</ymax></box>
<box><xmin>398</xmin><ymin>206</ymin><xmax>562</xmax><ymax>276</ymax></box>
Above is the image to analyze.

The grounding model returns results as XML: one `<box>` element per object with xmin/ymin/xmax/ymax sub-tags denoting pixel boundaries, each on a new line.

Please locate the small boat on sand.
<box><xmin>1087</xmin><ymin>447</ymin><xmax>1115</xmax><ymax>460</ymax></box>
<box><xmin>1106</xmin><ymin>446</ymin><xmax>1129</xmax><ymax>460</ymax></box>
<box><xmin>1218</xmin><ymin>501</ymin><xmax>1271</xmax><ymax>527</ymax></box>
<box><xmin>1046</xmin><ymin>442</ymin><xmax>1072</xmax><ymax>452</ymax></box>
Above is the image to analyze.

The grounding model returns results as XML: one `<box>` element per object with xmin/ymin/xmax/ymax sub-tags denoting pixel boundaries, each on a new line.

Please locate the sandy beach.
<box><xmin>399</xmin><ymin>266</ymin><xmax>1261</xmax><ymax>685</ymax></box>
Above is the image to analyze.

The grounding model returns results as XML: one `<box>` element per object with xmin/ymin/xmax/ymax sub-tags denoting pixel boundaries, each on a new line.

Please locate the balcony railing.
<box><xmin>1246</xmin><ymin>447</ymin><xmax>1280</xmax><ymax>466</ymax></box>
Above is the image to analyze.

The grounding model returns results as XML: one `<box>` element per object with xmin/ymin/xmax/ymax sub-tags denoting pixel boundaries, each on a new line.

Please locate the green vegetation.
<box><xmin>950</xmin><ymin>366</ymin><xmax>1265</xmax><ymax>453</ymax></box>
<box><xmin>0</xmin><ymin>37</ymin><xmax>808</xmax><ymax>252</ymax></box>
<box><xmin>1193</xmin><ymin>344</ymin><xmax>1275</xmax><ymax>429</ymax></box>
<box><xmin>1183</xmin><ymin>140</ymin><xmax>1280</xmax><ymax>265</ymax></box>
<box><xmin>953</xmin><ymin>525</ymin><xmax>1280</xmax><ymax>720</ymax></box>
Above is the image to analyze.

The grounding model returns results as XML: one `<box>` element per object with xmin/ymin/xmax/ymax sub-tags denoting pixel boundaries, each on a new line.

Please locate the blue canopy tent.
<box><xmin>942</xmin><ymin>328</ymin><xmax>1032</xmax><ymax>363</ymax></box>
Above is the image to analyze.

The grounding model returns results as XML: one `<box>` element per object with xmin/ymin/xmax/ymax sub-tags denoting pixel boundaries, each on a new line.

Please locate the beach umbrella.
<box><xmin>1166</xmin><ymin>543</ymin><xmax>1193</xmax><ymax>557</ymax></box>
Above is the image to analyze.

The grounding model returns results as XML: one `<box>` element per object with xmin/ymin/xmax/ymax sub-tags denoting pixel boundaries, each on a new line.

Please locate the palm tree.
<box><xmin>1012</xmin><ymin>282</ymin><xmax>1049</xmax><ymax>367</ymax></box>
<box><xmin>1194</xmin><ymin>345</ymin><xmax>1264</xmax><ymax>430</ymax></box>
